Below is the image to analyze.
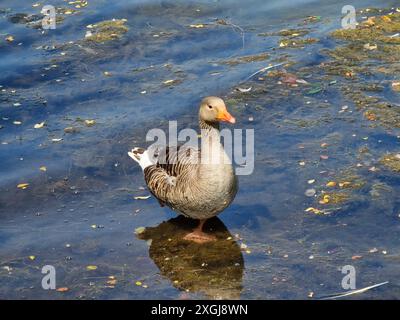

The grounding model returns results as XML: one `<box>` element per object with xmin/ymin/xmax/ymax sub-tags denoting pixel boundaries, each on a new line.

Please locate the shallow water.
<box><xmin>0</xmin><ymin>0</ymin><xmax>400</xmax><ymax>299</ymax></box>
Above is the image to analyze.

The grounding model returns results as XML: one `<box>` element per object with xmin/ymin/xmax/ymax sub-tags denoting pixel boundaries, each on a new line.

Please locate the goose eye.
<box><xmin>208</xmin><ymin>105</ymin><xmax>213</xmax><ymax>109</ymax></box>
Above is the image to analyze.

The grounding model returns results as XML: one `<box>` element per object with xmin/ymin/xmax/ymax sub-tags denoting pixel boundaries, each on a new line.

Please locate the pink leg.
<box><xmin>183</xmin><ymin>219</ymin><xmax>216</xmax><ymax>243</ymax></box>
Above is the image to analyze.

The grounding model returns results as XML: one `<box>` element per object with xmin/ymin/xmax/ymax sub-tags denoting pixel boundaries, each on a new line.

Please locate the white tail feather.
<box><xmin>128</xmin><ymin>148</ymin><xmax>153</xmax><ymax>170</ymax></box>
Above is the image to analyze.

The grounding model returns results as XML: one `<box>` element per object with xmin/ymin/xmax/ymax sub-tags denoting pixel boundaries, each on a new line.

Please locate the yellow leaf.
<box><xmin>29</xmin><ymin>255</ymin><xmax>36</xmax><ymax>260</ymax></box>
<box><xmin>5</xmin><ymin>35</ymin><xmax>14</xmax><ymax>42</ymax></box>
<box><xmin>84</xmin><ymin>119</ymin><xmax>96</xmax><ymax>127</ymax></box>
<box><xmin>34</xmin><ymin>122</ymin><xmax>45</xmax><ymax>129</ymax></box>
<box><xmin>86</xmin><ymin>265</ymin><xmax>98</xmax><ymax>271</ymax></box>
<box><xmin>189</xmin><ymin>24</ymin><xmax>205</xmax><ymax>28</ymax></box>
<box><xmin>305</xmin><ymin>207</ymin><xmax>323</xmax><ymax>215</ymax></box>
<box><xmin>163</xmin><ymin>79</ymin><xmax>175</xmax><ymax>85</ymax></box>
<box><xmin>134</xmin><ymin>195</ymin><xmax>151</xmax><ymax>200</ymax></box>
<box><xmin>135</xmin><ymin>281</ymin><xmax>142</xmax><ymax>286</ymax></box>
<box><xmin>56</xmin><ymin>287</ymin><xmax>69</xmax><ymax>292</ymax></box>
<box><xmin>17</xmin><ymin>183</ymin><xmax>29</xmax><ymax>189</ymax></box>
<box><xmin>39</xmin><ymin>166</ymin><xmax>47</xmax><ymax>172</ymax></box>
<box><xmin>339</xmin><ymin>181</ymin><xmax>351</xmax><ymax>188</ymax></box>
<box><xmin>319</xmin><ymin>195</ymin><xmax>330</xmax><ymax>204</ymax></box>
<box><xmin>326</xmin><ymin>181</ymin><xmax>337</xmax><ymax>187</ymax></box>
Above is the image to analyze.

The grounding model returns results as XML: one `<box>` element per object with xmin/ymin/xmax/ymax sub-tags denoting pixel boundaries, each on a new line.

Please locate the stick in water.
<box><xmin>319</xmin><ymin>281</ymin><xmax>389</xmax><ymax>300</ymax></box>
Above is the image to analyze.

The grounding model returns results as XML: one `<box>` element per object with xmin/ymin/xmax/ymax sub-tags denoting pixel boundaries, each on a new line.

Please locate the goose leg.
<box><xmin>183</xmin><ymin>219</ymin><xmax>216</xmax><ymax>243</ymax></box>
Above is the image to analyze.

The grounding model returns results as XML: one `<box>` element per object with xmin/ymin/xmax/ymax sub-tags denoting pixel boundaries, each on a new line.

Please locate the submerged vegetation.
<box><xmin>84</xmin><ymin>19</ymin><xmax>129</xmax><ymax>43</ymax></box>
<box><xmin>380</xmin><ymin>153</ymin><xmax>400</xmax><ymax>172</ymax></box>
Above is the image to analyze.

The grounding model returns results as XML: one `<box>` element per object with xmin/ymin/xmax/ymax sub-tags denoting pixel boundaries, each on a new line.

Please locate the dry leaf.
<box><xmin>189</xmin><ymin>24</ymin><xmax>205</xmax><ymax>28</ymax></box>
<box><xmin>86</xmin><ymin>265</ymin><xmax>98</xmax><ymax>271</ymax></box>
<box><xmin>17</xmin><ymin>183</ymin><xmax>29</xmax><ymax>189</ymax></box>
<box><xmin>34</xmin><ymin>122</ymin><xmax>45</xmax><ymax>129</ymax></box>
<box><xmin>56</xmin><ymin>287</ymin><xmax>69</xmax><ymax>292</ymax></box>
<box><xmin>84</xmin><ymin>119</ymin><xmax>96</xmax><ymax>127</ymax></box>
<box><xmin>134</xmin><ymin>195</ymin><xmax>151</xmax><ymax>200</ymax></box>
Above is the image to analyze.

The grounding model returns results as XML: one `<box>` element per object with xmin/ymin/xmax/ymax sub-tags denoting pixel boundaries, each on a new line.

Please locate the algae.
<box><xmin>84</xmin><ymin>19</ymin><xmax>129</xmax><ymax>43</ymax></box>
<box><xmin>379</xmin><ymin>153</ymin><xmax>400</xmax><ymax>172</ymax></box>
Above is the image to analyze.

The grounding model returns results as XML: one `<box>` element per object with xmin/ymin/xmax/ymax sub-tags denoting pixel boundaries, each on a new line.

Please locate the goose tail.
<box><xmin>128</xmin><ymin>147</ymin><xmax>153</xmax><ymax>170</ymax></box>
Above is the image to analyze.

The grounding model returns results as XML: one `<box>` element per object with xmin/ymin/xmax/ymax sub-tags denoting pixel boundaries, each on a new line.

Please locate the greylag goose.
<box><xmin>128</xmin><ymin>96</ymin><xmax>238</xmax><ymax>243</ymax></box>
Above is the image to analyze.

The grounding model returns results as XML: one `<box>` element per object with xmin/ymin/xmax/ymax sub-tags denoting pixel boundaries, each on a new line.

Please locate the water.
<box><xmin>0</xmin><ymin>0</ymin><xmax>399</xmax><ymax>299</ymax></box>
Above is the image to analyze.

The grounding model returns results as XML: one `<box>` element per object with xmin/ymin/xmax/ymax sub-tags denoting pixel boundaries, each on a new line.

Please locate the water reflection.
<box><xmin>137</xmin><ymin>216</ymin><xmax>244</xmax><ymax>299</ymax></box>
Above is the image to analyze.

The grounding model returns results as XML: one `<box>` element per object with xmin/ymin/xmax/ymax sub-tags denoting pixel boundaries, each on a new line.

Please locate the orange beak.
<box><xmin>217</xmin><ymin>110</ymin><xmax>236</xmax><ymax>124</ymax></box>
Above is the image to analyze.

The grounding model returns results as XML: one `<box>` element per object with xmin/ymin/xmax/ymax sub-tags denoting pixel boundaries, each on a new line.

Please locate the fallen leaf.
<box><xmin>326</xmin><ymin>181</ymin><xmax>337</xmax><ymax>187</ymax></box>
<box><xmin>135</xmin><ymin>281</ymin><xmax>142</xmax><ymax>286</ymax></box>
<box><xmin>319</xmin><ymin>195</ymin><xmax>330</xmax><ymax>204</ymax></box>
<box><xmin>305</xmin><ymin>207</ymin><xmax>323</xmax><ymax>215</ymax></box>
<box><xmin>5</xmin><ymin>35</ymin><xmax>14</xmax><ymax>42</ymax></box>
<box><xmin>163</xmin><ymin>79</ymin><xmax>176</xmax><ymax>85</ymax></box>
<box><xmin>84</xmin><ymin>119</ymin><xmax>96</xmax><ymax>127</ymax></box>
<box><xmin>305</xmin><ymin>189</ymin><xmax>316</xmax><ymax>197</ymax></box>
<box><xmin>39</xmin><ymin>166</ymin><xmax>47</xmax><ymax>172</ymax></box>
<box><xmin>189</xmin><ymin>24</ymin><xmax>205</xmax><ymax>28</ymax></box>
<box><xmin>86</xmin><ymin>265</ymin><xmax>98</xmax><ymax>271</ymax></box>
<box><xmin>29</xmin><ymin>255</ymin><xmax>36</xmax><ymax>260</ymax></box>
<box><xmin>363</xmin><ymin>43</ymin><xmax>377</xmax><ymax>51</ymax></box>
<box><xmin>56</xmin><ymin>287</ymin><xmax>69</xmax><ymax>292</ymax></box>
<box><xmin>17</xmin><ymin>183</ymin><xmax>29</xmax><ymax>190</ymax></box>
<box><xmin>391</xmin><ymin>81</ymin><xmax>400</xmax><ymax>92</ymax></box>
<box><xmin>237</xmin><ymin>87</ymin><xmax>252</xmax><ymax>93</ymax></box>
<box><xmin>34</xmin><ymin>122</ymin><xmax>45</xmax><ymax>129</ymax></box>
<box><xmin>352</xmin><ymin>255</ymin><xmax>363</xmax><ymax>260</ymax></box>
<box><xmin>134</xmin><ymin>195</ymin><xmax>151</xmax><ymax>200</ymax></box>
<box><xmin>307</xmin><ymin>86</ymin><xmax>323</xmax><ymax>94</ymax></box>
<box><xmin>339</xmin><ymin>181</ymin><xmax>351</xmax><ymax>188</ymax></box>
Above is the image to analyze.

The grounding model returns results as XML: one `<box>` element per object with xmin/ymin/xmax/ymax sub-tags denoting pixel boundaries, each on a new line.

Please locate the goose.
<box><xmin>128</xmin><ymin>96</ymin><xmax>238</xmax><ymax>243</ymax></box>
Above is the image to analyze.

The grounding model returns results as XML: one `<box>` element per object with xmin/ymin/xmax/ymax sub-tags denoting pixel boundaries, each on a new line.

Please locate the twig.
<box><xmin>214</xmin><ymin>19</ymin><xmax>245</xmax><ymax>49</ymax></box>
<box><xmin>244</xmin><ymin>62</ymin><xmax>285</xmax><ymax>81</ymax></box>
<box><xmin>319</xmin><ymin>281</ymin><xmax>389</xmax><ymax>300</ymax></box>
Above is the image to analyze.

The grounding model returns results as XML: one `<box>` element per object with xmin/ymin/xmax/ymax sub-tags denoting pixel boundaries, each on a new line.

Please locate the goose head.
<box><xmin>199</xmin><ymin>96</ymin><xmax>236</xmax><ymax>124</ymax></box>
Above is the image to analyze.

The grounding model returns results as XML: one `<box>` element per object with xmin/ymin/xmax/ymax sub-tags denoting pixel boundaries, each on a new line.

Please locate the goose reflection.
<box><xmin>137</xmin><ymin>216</ymin><xmax>244</xmax><ymax>299</ymax></box>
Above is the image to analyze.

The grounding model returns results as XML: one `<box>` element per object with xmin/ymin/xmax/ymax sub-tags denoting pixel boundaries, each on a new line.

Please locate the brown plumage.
<box><xmin>128</xmin><ymin>96</ymin><xmax>238</xmax><ymax>243</ymax></box>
